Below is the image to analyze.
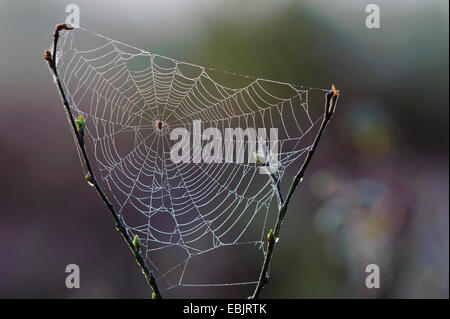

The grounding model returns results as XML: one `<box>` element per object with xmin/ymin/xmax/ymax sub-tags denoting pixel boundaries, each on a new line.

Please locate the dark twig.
<box><xmin>44</xmin><ymin>24</ymin><xmax>162</xmax><ymax>299</ymax></box>
<box><xmin>250</xmin><ymin>85</ymin><xmax>339</xmax><ymax>299</ymax></box>
<box><xmin>269</xmin><ymin>173</ymin><xmax>284</xmax><ymax>209</ymax></box>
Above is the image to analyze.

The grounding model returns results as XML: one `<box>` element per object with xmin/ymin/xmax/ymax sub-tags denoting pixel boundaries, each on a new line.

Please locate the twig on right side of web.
<box><xmin>269</xmin><ymin>173</ymin><xmax>284</xmax><ymax>209</ymax></box>
<box><xmin>250</xmin><ymin>85</ymin><xmax>339</xmax><ymax>299</ymax></box>
<box><xmin>44</xmin><ymin>23</ymin><xmax>162</xmax><ymax>299</ymax></box>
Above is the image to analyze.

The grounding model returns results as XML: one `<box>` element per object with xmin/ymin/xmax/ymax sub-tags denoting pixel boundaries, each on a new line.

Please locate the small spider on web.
<box><xmin>154</xmin><ymin>120</ymin><xmax>170</xmax><ymax>136</ymax></box>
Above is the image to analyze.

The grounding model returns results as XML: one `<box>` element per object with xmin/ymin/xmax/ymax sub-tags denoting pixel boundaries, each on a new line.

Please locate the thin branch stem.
<box><xmin>44</xmin><ymin>24</ymin><xmax>162</xmax><ymax>299</ymax></box>
<box><xmin>250</xmin><ymin>86</ymin><xmax>339</xmax><ymax>299</ymax></box>
<box><xmin>269</xmin><ymin>173</ymin><xmax>284</xmax><ymax>209</ymax></box>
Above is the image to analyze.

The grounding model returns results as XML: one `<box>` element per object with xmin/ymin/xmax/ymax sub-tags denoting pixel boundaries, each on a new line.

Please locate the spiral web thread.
<box><xmin>52</xmin><ymin>27</ymin><xmax>329</xmax><ymax>291</ymax></box>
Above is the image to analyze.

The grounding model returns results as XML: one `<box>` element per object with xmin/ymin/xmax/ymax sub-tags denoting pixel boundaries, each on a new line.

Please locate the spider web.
<box><xmin>51</xmin><ymin>27</ymin><xmax>331</xmax><ymax>294</ymax></box>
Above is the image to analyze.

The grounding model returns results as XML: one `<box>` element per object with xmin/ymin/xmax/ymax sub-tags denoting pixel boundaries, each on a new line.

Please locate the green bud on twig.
<box><xmin>267</xmin><ymin>229</ymin><xmax>275</xmax><ymax>244</ymax></box>
<box><xmin>75</xmin><ymin>115</ymin><xmax>86</xmax><ymax>138</ymax></box>
<box><xmin>152</xmin><ymin>292</ymin><xmax>157</xmax><ymax>299</ymax></box>
<box><xmin>133</xmin><ymin>234</ymin><xmax>141</xmax><ymax>251</ymax></box>
<box><xmin>85</xmin><ymin>172</ymin><xmax>95</xmax><ymax>186</ymax></box>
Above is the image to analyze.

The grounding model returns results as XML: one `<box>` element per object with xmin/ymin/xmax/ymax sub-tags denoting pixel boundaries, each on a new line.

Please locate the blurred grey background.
<box><xmin>0</xmin><ymin>0</ymin><xmax>448</xmax><ymax>298</ymax></box>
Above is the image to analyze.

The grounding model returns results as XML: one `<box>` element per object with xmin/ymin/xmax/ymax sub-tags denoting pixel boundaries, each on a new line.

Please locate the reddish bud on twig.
<box><xmin>325</xmin><ymin>84</ymin><xmax>339</xmax><ymax>118</ymax></box>
<box><xmin>332</xmin><ymin>84</ymin><xmax>338</xmax><ymax>97</ymax></box>
<box><xmin>43</xmin><ymin>50</ymin><xmax>53</xmax><ymax>67</ymax></box>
